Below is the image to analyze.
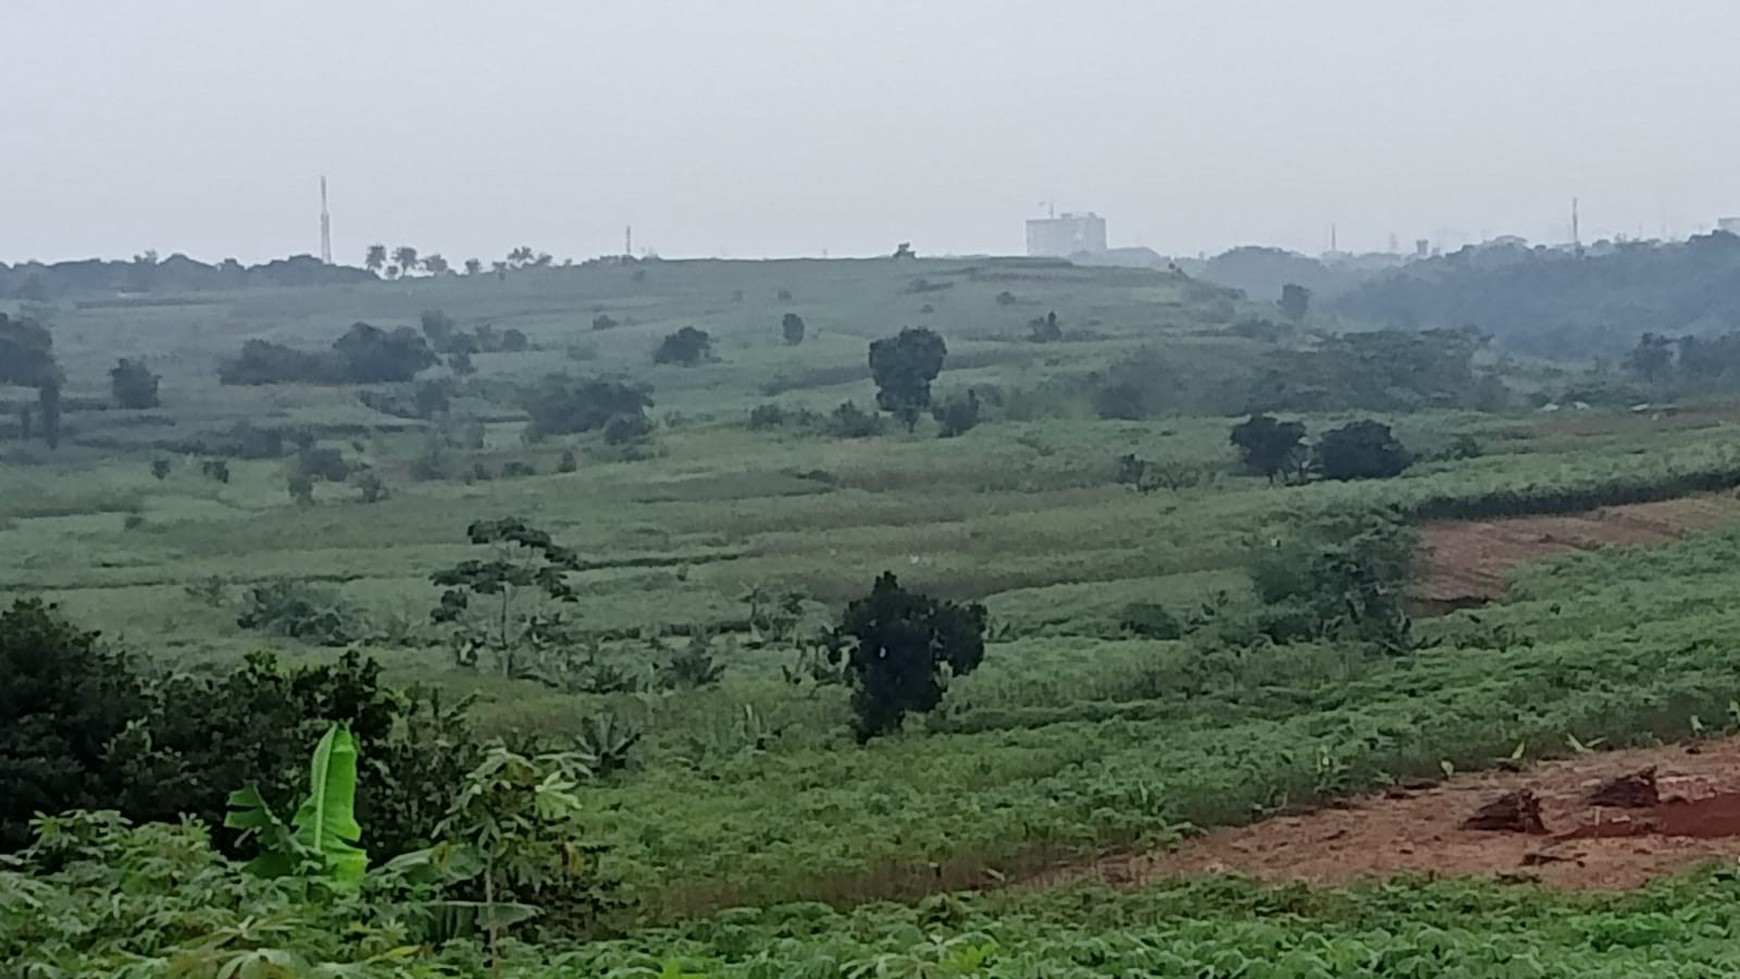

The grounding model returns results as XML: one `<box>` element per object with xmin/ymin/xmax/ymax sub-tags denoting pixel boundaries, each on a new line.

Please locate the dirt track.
<box><xmin>1413</xmin><ymin>496</ymin><xmax>1740</xmax><ymax>612</ymax></box>
<box><xmin>1042</xmin><ymin>737</ymin><xmax>1740</xmax><ymax>892</ymax></box>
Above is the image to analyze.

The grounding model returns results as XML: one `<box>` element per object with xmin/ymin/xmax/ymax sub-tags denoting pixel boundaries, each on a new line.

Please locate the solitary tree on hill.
<box><xmin>364</xmin><ymin>245</ymin><xmax>387</xmax><ymax>274</ymax></box>
<box><xmin>392</xmin><ymin>246</ymin><xmax>420</xmax><ymax>276</ymax></box>
<box><xmin>110</xmin><ymin>358</ymin><xmax>162</xmax><ymax>409</ymax></box>
<box><xmin>868</xmin><ymin>327</ymin><xmax>947</xmax><ymax>431</ymax></box>
<box><xmin>834</xmin><ymin>572</ymin><xmax>987</xmax><ymax>741</ymax></box>
<box><xmin>782</xmin><ymin>313</ymin><xmax>806</xmax><ymax>346</ymax></box>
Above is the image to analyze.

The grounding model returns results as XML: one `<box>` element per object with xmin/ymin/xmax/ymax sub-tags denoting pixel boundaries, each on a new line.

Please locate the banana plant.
<box><xmin>225</xmin><ymin>723</ymin><xmax>368</xmax><ymax>886</ymax></box>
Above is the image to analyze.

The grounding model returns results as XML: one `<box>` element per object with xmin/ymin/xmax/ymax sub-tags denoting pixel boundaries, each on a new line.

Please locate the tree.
<box><xmin>1278</xmin><ymin>282</ymin><xmax>1311</xmax><ymax>322</ymax></box>
<box><xmin>1315</xmin><ymin>419</ymin><xmax>1412</xmax><ymax>481</ymax></box>
<box><xmin>1230</xmin><ymin>414</ymin><xmax>1307</xmax><ymax>483</ymax></box>
<box><xmin>868</xmin><ymin>327</ymin><xmax>947</xmax><ymax>431</ymax></box>
<box><xmin>520</xmin><ymin>373</ymin><xmax>653</xmax><ymax>440</ymax></box>
<box><xmin>364</xmin><ymin>245</ymin><xmax>387</xmax><ymax>274</ymax></box>
<box><xmin>652</xmin><ymin>326</ymin><xmax>714</xmax><ymax>366</ymax></box>
<box><xmin>507</xmin><ymin>246</ymin><xmax>535</xmax><ymax>268</ymax></box>
<box><xmin>0</xmin><ymin>313</ymin><xmax>57</xmax><ymax>389</ymax></box>
<box><xmin>1247</xmin><ymin>512</ymin><xmax>1417</xmax><ymax>651</ymax></box>
<box><xmin>834</xmin><ymin>573</ymin><xmax>987</xmax><ymax>741</ymax></box>
<box><xmin>392</xmin><ymin>246</ymin><xmax>420</xmax><ymax>275</ymax></box>
<box><xmin>893</xmin><ymin>242</ymin><xmax>916</xmax><ymax>259</ymax></box>
<box><xmin>430</xmin><ymin>518</ymin><xmax>583</xmax><ymax>678</ymax></box>
<box><xmin>109</xmin><ymin>358</ymin><xmax>161</xmax><ymax>409</ymax></box>
<box><xmin>464</xmin><ymin>258</ymin><xmax>483</xmax><ymax>276</ymax></box>
<box><xmin>782</xmin><ymin>313</ymin><xmax>806</xmax><ymax>346</ymax></box>
<box><xmin>422</xmin><ymin>253</ymin><xmax>450</xmax><ymax>276</ymax></box>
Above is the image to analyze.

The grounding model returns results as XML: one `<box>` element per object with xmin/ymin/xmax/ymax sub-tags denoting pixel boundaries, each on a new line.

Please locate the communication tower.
<box><xmin>319</xmin><ymin>177</ymin><xmax>333</xmax><ymax>265</ymax></box>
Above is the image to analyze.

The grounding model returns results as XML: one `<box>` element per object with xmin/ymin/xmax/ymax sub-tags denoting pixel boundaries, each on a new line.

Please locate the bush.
<box><xmin>521</xmin><ymin>373</ymin><xmax>654</xmax><ymax>440</ymax></box>
<box><xmin>592</xmin><ymin>313</ymin><xmax>620</xmax><ymax>331</ymax></box>
<box><xmin>1120</xmin><ymin>603</ymin><xmax>1183</xmax><ymax>640</ymax></box>
<box><xmin>826</xmin><ymin>400</ymin><xmax>885</xmax><ymax>438</ymax></box>
<box><xmin>235</xmin><ymin>579</ymin><xmax>359</xmax><ymax>646</ymax></box>
<box><xmin>932</xmin><ymin>390</ymin><xmax>981</xmax><ymax>438</ymax></box>
<box><xmin>502</xmin><ymin>460</ymin><xmax>537</xmax><ymax>478</ymax></box>
<box><xmin>556</xmin><ymin>449</ymin><xmax>578</xmax><ymax>473</ymax></box>
<box><xmin>109</xmin><ymin>358</ymin><xmax>161</xmax><ymax>409</ymax></box>
<box><xmin>782</xmin><ymin>312</ymin><xmax>806</xmax><ymax>346</ymax></box>
<box><xmin>1314</xmin><ymin>419</ymin><xmax>1412</xmax><ymax>481</ymax></box>
<box><xmin>653</xmin><ymin>326</ymin><xmax>714</xmax><ymax>366</ymax></box>
<box><xmin>603</xmin><ymin>412</ymin><xmax>654</xmax><ymax>445</ymax></box>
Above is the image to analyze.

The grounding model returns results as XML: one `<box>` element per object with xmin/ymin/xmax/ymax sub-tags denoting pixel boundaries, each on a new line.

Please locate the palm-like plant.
<box><xmin>392</xmin><ymin>246</ymin><xmax>420</xmax><ymax>275</ymax></box>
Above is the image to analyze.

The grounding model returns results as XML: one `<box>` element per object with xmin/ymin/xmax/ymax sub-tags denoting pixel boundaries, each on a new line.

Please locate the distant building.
<box><xmin>1719</xmin><ymin>217</ymin><xmax>1740</xmax><ymax>235</ymax></box>
<box><xmin>1026</xmin><ymin>213</ymin><xmax>1107</xmax><ymax>257</ymax></box>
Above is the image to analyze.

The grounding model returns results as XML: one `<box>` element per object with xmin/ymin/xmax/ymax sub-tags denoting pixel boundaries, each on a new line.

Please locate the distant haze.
<box><xmin>6</xmin><ymin>0</ymin><xmax>1738</xmax><ymax>265</ymax></box>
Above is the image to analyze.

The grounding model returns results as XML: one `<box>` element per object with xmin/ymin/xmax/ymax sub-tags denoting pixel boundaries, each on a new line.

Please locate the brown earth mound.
<box><xmin>1039</xmin><ymin>736</ymin><xmax>1740</xmax><ymax>892</ymax></box>
<box><xmin>1462</xmin><ymin>789</ymin><xmax>1547</xmax><ymax>833</ymax></box>
<box><xmin>1413</xmin><ymin>496</ymin><xmax>1740</xmax><ymax>612</ymax></box>
<box><xmin>1586</xmin><ymin>767</ymin><xmax>1660</xmax><ymax>809</ymax></box>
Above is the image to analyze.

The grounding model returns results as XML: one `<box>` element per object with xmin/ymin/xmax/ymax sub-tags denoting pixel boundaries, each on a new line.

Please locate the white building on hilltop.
<box><xmin>1026</xmin><ymin>212</ymin><xmax>1108</xmax><ymax>257</ymax></box>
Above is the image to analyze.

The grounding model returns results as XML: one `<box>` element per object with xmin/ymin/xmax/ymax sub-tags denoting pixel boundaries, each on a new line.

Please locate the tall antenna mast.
<box><xmin>625</xmin><ymin>225</ymin><xmax>633</xmax><ymax>257</ymax></box>
<box><xmin>319</xmin><ymin>176</ymin><xmax>333</xmax><ymax>265</ymax></box>
<box><xmin>1571</xmin><ymin>196</ymin><xmax>1580</xmax><ymax>249</ymax></box>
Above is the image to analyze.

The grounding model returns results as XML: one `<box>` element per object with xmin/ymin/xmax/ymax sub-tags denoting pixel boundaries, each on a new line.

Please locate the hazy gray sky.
<box><xmin>5</xmin><ymin>0</ymin><xmax>1738</xmax><ymax>265</ymax></box>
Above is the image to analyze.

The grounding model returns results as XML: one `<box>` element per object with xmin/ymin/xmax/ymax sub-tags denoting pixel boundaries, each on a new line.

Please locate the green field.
<box><xmin>11</xmin><ymin>256</ymin><xmax>1740</xmax><ymax>974</ymax></box>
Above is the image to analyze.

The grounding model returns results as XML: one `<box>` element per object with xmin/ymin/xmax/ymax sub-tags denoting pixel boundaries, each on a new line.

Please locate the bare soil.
<box><xmin>1040</xmin><ymin>737</ymin><xmax>1740</xmax><ymax>892</ymax></box>
<box><xmin>1412</xmin><ymin>496</ymin><xmax>1740</xmax><ymax>611</ymax></box>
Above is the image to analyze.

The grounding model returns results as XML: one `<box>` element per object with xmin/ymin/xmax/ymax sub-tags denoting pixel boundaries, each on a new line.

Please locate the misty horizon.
<box><xmin>6</xmin><ymin>0</ymin><xmax>1739</xmax><ymax>265</ymax></box>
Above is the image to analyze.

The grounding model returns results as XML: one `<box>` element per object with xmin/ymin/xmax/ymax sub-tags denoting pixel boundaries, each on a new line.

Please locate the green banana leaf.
<box><xmin>226</xmin><ymin>723</ymin><xmax>368</xmax><ymax>884</ymax></box>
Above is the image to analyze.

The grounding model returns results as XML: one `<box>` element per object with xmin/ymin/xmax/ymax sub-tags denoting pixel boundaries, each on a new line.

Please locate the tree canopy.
<box><xmin>653</xmin><ymin>326</ymin><xmax>714</xmax><ymax>366</ymax></box>
<box><xmin>834</xmin><ymin>573</ymin><xmax>987</xmax><ymax>741</ymax></box>
<box><xmin>1230</xmin><ymin>414</ymin><xmax>1307</xmax><ymax>483</ymax></box>
<box><xmin>520</xmin><ymin>373</ymin><xmax>654</xmax><ymax>440</ymax></box>
<box><xmin>868</xmin><ymin>327</ymin><xmax>947</xmax><ymax>430</ymax></box>
<box><xmin>1314</xmin><ymin>419</ymin><xmax>1412</xmax><ymax>481</ymax></box>
<box><xmin>109</xmin><ymin>358</ymin><xmax>162</xmax><ymax>409</ymax></box>
<box><xmin>218</xmin><ymin>323</ymin><xmax>435</xmax><ymax>386</ymax></box>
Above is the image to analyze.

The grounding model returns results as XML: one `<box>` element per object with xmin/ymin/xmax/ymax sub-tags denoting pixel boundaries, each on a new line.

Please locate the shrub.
<box><xmin>235</xmin><ymin>579</ymin><xmax>358</xmax><ymax>646</ymax></box>
<box><xmin>782</xmin><ymin>313</ymin><xmax>806</xmax><ymax>346</ymax></box>
<box><xmin>109</xmin><ymin>358</ymin><xmax>161</xmax><ymax>409</ymax></box>
<box><xmin>592</xmin><ymin>313</ymin><xmax>620</xmax><ymax>331</ymax></box>
<box><xmin>520</xmin><ymin>373</ymin><xmax>653</xmax><ymax>440</ymax></box>
<box><xmin>556</xmin><ymin>449</ymin><xmax>578</xmax><ymax>473</ymax></box>
<box><xmin>1120</xmin><ymin>603</ymin><xmax>1183</xmax><ymax>640</ymax></box>
<box><xmin>502</xmin><ymin>460</ymin><xmax>537</xmax><ymax>478</ymax></box>
<box><xmin>602</xmin><ymin>412</ymin><xmax>654</xmax><ymax>445</ymax></box>
<box><xmin>653</xmin><ymin>326</ymin><xmax>714</xmax><ymax>366</ymax></box>
<box><xmin>826</xmin><ymin>400</ymin><xmax>885</xmax><ymax>438</ymax></box>
<box><xmin>932</xmin><ymin>389</ymin><xmax>981</xmax><ymax>437</ymax></box>
<box><xmin>1314</xmin><ymin>419</ymin><xmax>1412</xmax><ymax>481</ymax></box>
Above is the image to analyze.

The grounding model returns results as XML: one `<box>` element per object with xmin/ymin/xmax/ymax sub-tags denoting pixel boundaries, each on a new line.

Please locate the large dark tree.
<box><xmin>782</xmin><ymin>313</ymin><xmax>806</xmax><ymax>346</ymax></box>
<box><xmin>110</xmin><ymin>358</ymin><xmax>162</xmax><ymax>409</ymax></box>
<box><xmin>868</xmin><ymin>327</ymin><xmax>947</xmax><ymax>431</ymax></box>
<box><xmin>1314</xmin><ymin>420</ymin><xmax>1412</xmax><ymax>481</ymax></box>
<box><xmin>1230</xmin><ymin>414</ymin><xmax>1307</xmax><ymax>483</ymax></box>
<box><xmin>834</xmin><ymin>573</ymin><xmax>986</xmax><ymax>741</ymax></box>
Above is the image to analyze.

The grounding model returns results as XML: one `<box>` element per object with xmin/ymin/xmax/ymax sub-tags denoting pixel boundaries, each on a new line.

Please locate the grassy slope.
<box><xmin>8</xmin><ymin>258</ymin><xmax>1740</xmax><ymax>918</ymax></box>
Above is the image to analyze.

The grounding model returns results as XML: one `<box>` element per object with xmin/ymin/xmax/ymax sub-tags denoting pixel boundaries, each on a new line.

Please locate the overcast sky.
<box><xmin>5</xmin><ymin>0</ymin><xmax>1738</xmax><ymax>265</ymax></box>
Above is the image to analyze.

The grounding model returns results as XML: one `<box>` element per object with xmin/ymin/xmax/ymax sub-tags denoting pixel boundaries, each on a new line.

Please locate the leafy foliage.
<box><xmin>931</xmin><ymin>389</ymin><xmax>981</xmax><ymax>438</ymax></box>
<box><xmin>236</xmin><ymin>578</ymin><xmax>359</xmax><ymax>645</ymax></box>
<box><xmin>226</xmin><ymin>723</ymin><xmax>368</xmax><ymax>884</ymax></box>
<box><xmin>836</xmin><ymin>572</ymin><xmax>988</xmax><ymax>740</ymax></box>
<box><xmin>780</xmin><ymin>312</ymin><xmax>805</xmax><ymax>345</ymax></box>
<box><xmin>431</xmin><ymin>518</ymin><xmax>583</xmax><ymax>678</ymax></box>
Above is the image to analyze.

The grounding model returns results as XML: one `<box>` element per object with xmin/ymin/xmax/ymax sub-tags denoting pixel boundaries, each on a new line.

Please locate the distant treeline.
<box><xmin>0</xmin><ymin>253</ymin><xmax>372</xmax><ymax>299</ymax></box>
<box><xmin>1333</xmin><ymin>232</ymin><xmax>1740</xmax><ymax>358</ymax></box>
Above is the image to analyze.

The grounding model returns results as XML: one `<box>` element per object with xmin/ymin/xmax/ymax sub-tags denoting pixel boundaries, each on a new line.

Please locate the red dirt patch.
<box><xmin>1413</xmin><ymin>496</ymin><xmax>1740</xmax><ymax>611</ymax></box>
<box><xmin>1042</xmin><ymin>736</ymin><xmax>1740</xmax><ymax>891</ymax></box>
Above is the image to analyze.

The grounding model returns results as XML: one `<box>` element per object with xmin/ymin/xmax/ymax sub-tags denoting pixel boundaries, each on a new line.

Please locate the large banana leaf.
<box><xmin>226</xmin><ymin>723</ymin><xmax>368</xmax><ymax>884</ymax></box>
<box><xmin>292</xmin><ymin>723</ymin><xmax>368</xmax><ymax>883</ymax></box>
